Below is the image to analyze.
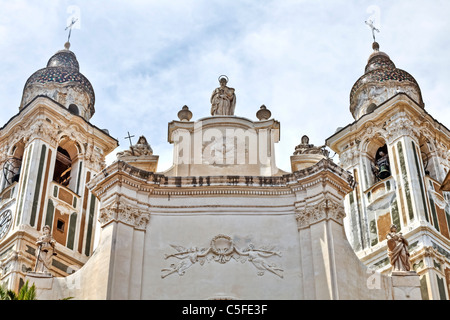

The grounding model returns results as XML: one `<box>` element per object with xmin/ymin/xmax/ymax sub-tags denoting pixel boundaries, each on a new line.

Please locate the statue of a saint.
<box><xmin>386</xmin><ymin>224</ymin><xmax>411</xmax><ymax>272</ymax></box>
<box><xmin>117</xmin><ymin>135</ymin><xmax>153</xmax><ymax>158</ymax></box>
<box><xmin>293</xmin><ymin>135</ymin><xmax>329</xmax><ymax>157</ymax></box>
<box><xmin>210</xmin><ymin>76</ymin><xmax>236</xmax><ymax>116</ymax></box>
<box><xmin>34</xmin><ymin>225</ymin><xmax>56</xmax><ymax>274</ymax></box>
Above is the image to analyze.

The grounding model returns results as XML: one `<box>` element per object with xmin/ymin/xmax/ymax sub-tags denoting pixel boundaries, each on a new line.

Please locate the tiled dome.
<box><xmin>20</xmin><ymin>42</ymin><xmax>95</xmax><ymax>120</ymax></box>
<box><xmin>349</xmin><ymin>42</ymin><xmax>424</xmax><ymax>120</ymax></box>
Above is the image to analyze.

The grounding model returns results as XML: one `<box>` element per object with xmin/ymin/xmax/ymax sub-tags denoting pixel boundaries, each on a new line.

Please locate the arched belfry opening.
<box><xmin>373</xmin><ymin>144</ymin><xmax>391</xmax><ymax>181</ymax></box>
<box><xmin>364</xmin><ymin>137</ymin><xmax>391</xmax><ymax>187</ymax></box>
<box><xmin>1</xmin><ymin>140</ymin><xmax>25</xmax><ymax>191</ymax></box>
<box><xmin>418</xmin><ymin>137</ymin><xmax>440</xmax><ymax>181</ymax></box>
<box><xmin>52</xmin><ymin>137</ymin><xmax>81</xmax><ymax>193</ymax></box>
<box><xmin>53</xmin><ymin>146</ymin><xmax>72</xmax><ymax>186</ymax></box>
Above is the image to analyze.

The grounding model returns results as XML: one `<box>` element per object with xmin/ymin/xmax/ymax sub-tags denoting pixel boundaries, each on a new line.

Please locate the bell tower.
<box><xmin>0</xmin><ymin>41</ymin><xmax>118</xmax><ymax>293</ymax></box>
<box><xmin>326</xmin><ymin>41</ymin><xmax>450</xmax><ymax>300</ymax></box>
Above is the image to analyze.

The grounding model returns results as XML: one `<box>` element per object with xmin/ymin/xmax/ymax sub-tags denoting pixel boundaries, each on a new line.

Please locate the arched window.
<box><xmin>1</xmin><ymin>140</ymin><xmax>25</xmax><ymax>190</ymax></box>
<box><xmin>68</xmin><ymin>104</ymin><xmax>79</xmax><ymax>116</ymax></box>
<box><xmin>366</xmin><ymin>103</ymin><xmax>377</xmax><ymax>114</ymax></box>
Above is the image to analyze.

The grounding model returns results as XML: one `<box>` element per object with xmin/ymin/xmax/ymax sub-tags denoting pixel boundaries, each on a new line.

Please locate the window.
<box><xmin>56</xmin><ymin>219</ymin><xmax>65</xmax><ymax>232</ymax></box>
<box><xmin>68</xmin><ymin>104</ymin><xmax>79</xmax><ymax>116</ymax></box>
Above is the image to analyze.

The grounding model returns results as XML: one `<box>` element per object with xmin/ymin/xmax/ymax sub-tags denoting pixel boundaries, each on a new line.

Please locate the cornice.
<box><xmin>0</xmin><ymin>96</ymin><xmax>118</xmax><ymax>154</ymax></box>
<box><xmin>88</xmin><ymin>159</ymin><xmax>354</xmax><ymax>199</ymax></box>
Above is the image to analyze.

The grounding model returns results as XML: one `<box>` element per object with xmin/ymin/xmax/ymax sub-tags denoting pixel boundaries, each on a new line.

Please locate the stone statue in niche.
<box><xmin>117</xmin><ymin>135</ymin><xmax>153</xmax><ymax>158</ymax></box>
<box><xmin>386</xmin><ymin>224</ymin><xmax>411</xmax><ymax>272</ymax></box>
<box><xmin>34</xmin><ymin>225</ymin><xmax>56</xmax><ymax>274</ymax></box>
<box><xmin>210</xmin><ymin>75</ymin><xmax>236</xmax><ymax>116</ymax></box>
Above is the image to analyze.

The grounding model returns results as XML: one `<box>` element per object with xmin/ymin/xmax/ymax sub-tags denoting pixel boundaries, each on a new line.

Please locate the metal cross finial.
<box><xmin>125</xmin><ymin>132</ymin><xmax>135</xmax><ymax>147</ymax></box>
<box><xmin>365</xmin><ymin>19</ymin><xmax>379</xmax><ymax>42</ymax></box>
<box><xmin>125</xmin><ymin>132</ymin><xmax>135</xmax><ymax>156</ymax></box>
<box><xmin>65</xmin><ymin>17</ymin><xmax>78</xmax><ymax>43</ymax></box>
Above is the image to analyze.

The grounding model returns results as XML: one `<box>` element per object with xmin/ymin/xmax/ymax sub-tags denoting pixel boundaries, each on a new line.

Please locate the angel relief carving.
<box><xmin>161</xmin><ymin>234</ymin><xmax>283</xmax><ymax>279</ymax></box>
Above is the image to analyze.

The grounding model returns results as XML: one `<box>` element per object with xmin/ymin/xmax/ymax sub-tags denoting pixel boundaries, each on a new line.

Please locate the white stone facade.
<box><xmin>26</xmin><ymin>112</ymin><xmax>420</xmax><ymax>300</ymax></box>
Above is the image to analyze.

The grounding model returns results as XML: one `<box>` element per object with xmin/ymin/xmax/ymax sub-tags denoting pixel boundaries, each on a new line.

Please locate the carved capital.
<box><xmin>385</xmin><ymin>116</ymin><xmax>419</xmax><ymax>144</ymax></box>
<box><xmin>98</xmin><ymin>201</ymin><xmax>150</xmax><ymax>230</ymax></box>
<box><xmin>84</xmin><ymin>144</ymin><xmax>106</xmax><ymax>171</ymax></box>
<box><xmin>296</xmin><ymin>198</ymin><xmax>345</xmax><ymax>230</ymax></box>
<box><xmin>25</xmin><ymin>120</ymin><xmax>58</xmax><ymax>145</ymax></box>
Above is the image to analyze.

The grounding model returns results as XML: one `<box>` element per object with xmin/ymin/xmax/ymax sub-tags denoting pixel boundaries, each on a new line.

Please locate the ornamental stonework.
<box><xmin>98</xmin><ymin>201</ymin><xmax>150</xmax><ymax>230</ymax></box>
<box><xmin>385</xmin><ymin>114</ymin><xmax>420</xmax><ymax>144</ymax></box>
<box><xmin>161</xmin><ymin>234</ymin><xmax>283</xmax><ymax>279</ymax></box>
<box><xmin>296</xmin><ymin>198</ymin><xmax>345</xmax><ymax>230</ymax></box>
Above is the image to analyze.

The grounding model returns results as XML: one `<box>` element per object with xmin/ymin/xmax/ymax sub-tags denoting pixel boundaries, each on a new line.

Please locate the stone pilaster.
<box><xmin>98</xmin><ymin>199</ymin><xmax>150</xmax><ymax>299</ymax></box>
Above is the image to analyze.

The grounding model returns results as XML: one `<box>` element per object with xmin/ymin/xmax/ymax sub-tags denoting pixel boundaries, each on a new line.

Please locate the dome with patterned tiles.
<box><xmin>349</xmin><ymin>42</ymin><xmax>424</xmax><ymax>120</ymax></box>
<box><xmin>19</xmin><ymin>42</ymin><xmax>95</xmax><ymax>121</ymax></box>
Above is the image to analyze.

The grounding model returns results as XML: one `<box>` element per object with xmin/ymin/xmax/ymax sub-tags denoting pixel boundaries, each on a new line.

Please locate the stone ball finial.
<box><xmin>177</xmin><ymin>105</ymin><xmax>193</xmax><ymax>121</ymax></box>
<box><xmin>372</xmin><ymin>41</ymin><xmax>379</xmax><ymax>52</ymax></box>
<box><xmin>256</xmin><ymin>105</ymin><xmax>271</xmax><ymax>121</ymax></box>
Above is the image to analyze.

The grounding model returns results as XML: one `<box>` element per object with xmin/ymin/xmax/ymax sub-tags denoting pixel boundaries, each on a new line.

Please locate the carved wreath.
<box><xmin>161</xmin><ymin>234</ymin><xmax>283</xmax><ymax>279</ymax></box>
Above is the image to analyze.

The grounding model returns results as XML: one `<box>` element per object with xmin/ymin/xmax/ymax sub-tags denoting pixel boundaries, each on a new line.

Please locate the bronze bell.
<box><xmin>378</xmin><ymin>164</ymin><xmax>390</xmax><ymax>179</ymax></box>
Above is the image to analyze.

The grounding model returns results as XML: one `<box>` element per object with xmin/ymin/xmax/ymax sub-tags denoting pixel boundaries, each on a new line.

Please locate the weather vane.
<box><xmin>65</xmin><ymin>17</ymin><xmax>78</xmax><ymax>43</ymax></box>
<box><xmin>365</xmin><ymin>19</ymin><xmax>379</xmax><ymax>42</ymax></box>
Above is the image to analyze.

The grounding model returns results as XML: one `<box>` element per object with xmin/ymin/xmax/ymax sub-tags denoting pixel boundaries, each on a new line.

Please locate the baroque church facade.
<box><xmin>0</xmin><ymin>34</ymin><xmax>449</xmax><ymax>299</ymax></box>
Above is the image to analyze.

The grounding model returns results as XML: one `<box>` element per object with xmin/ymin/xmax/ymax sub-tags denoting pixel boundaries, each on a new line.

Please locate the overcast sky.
<box><xmin>1</xmin><ymin>0</ymin><xmax>449</xmax><ymax>172</ymax></box>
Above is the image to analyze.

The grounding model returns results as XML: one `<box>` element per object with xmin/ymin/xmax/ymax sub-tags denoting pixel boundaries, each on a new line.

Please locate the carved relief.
<box><xmin>98</xmin><ymin>201</ymin><xmax>150</xmax><ymax>230</ymax></box>
<box><xmin>296</xmin><ymin>198</ymin><xmax>345</xmax><ymax>230</ymax></box>
<box><xmin>84</xmin><ymin>143</ymin><xmax>106</xmax><ymax>172</ymax></box>
<box><xmin>22</xmin><ymin>119</ymin><xmax>59</xmax><ymax>145</ymax></box>
<box><xmin>161</xmin><ymin>234</ymin><xmax>283</xmax><ymax>279</ymax></box>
